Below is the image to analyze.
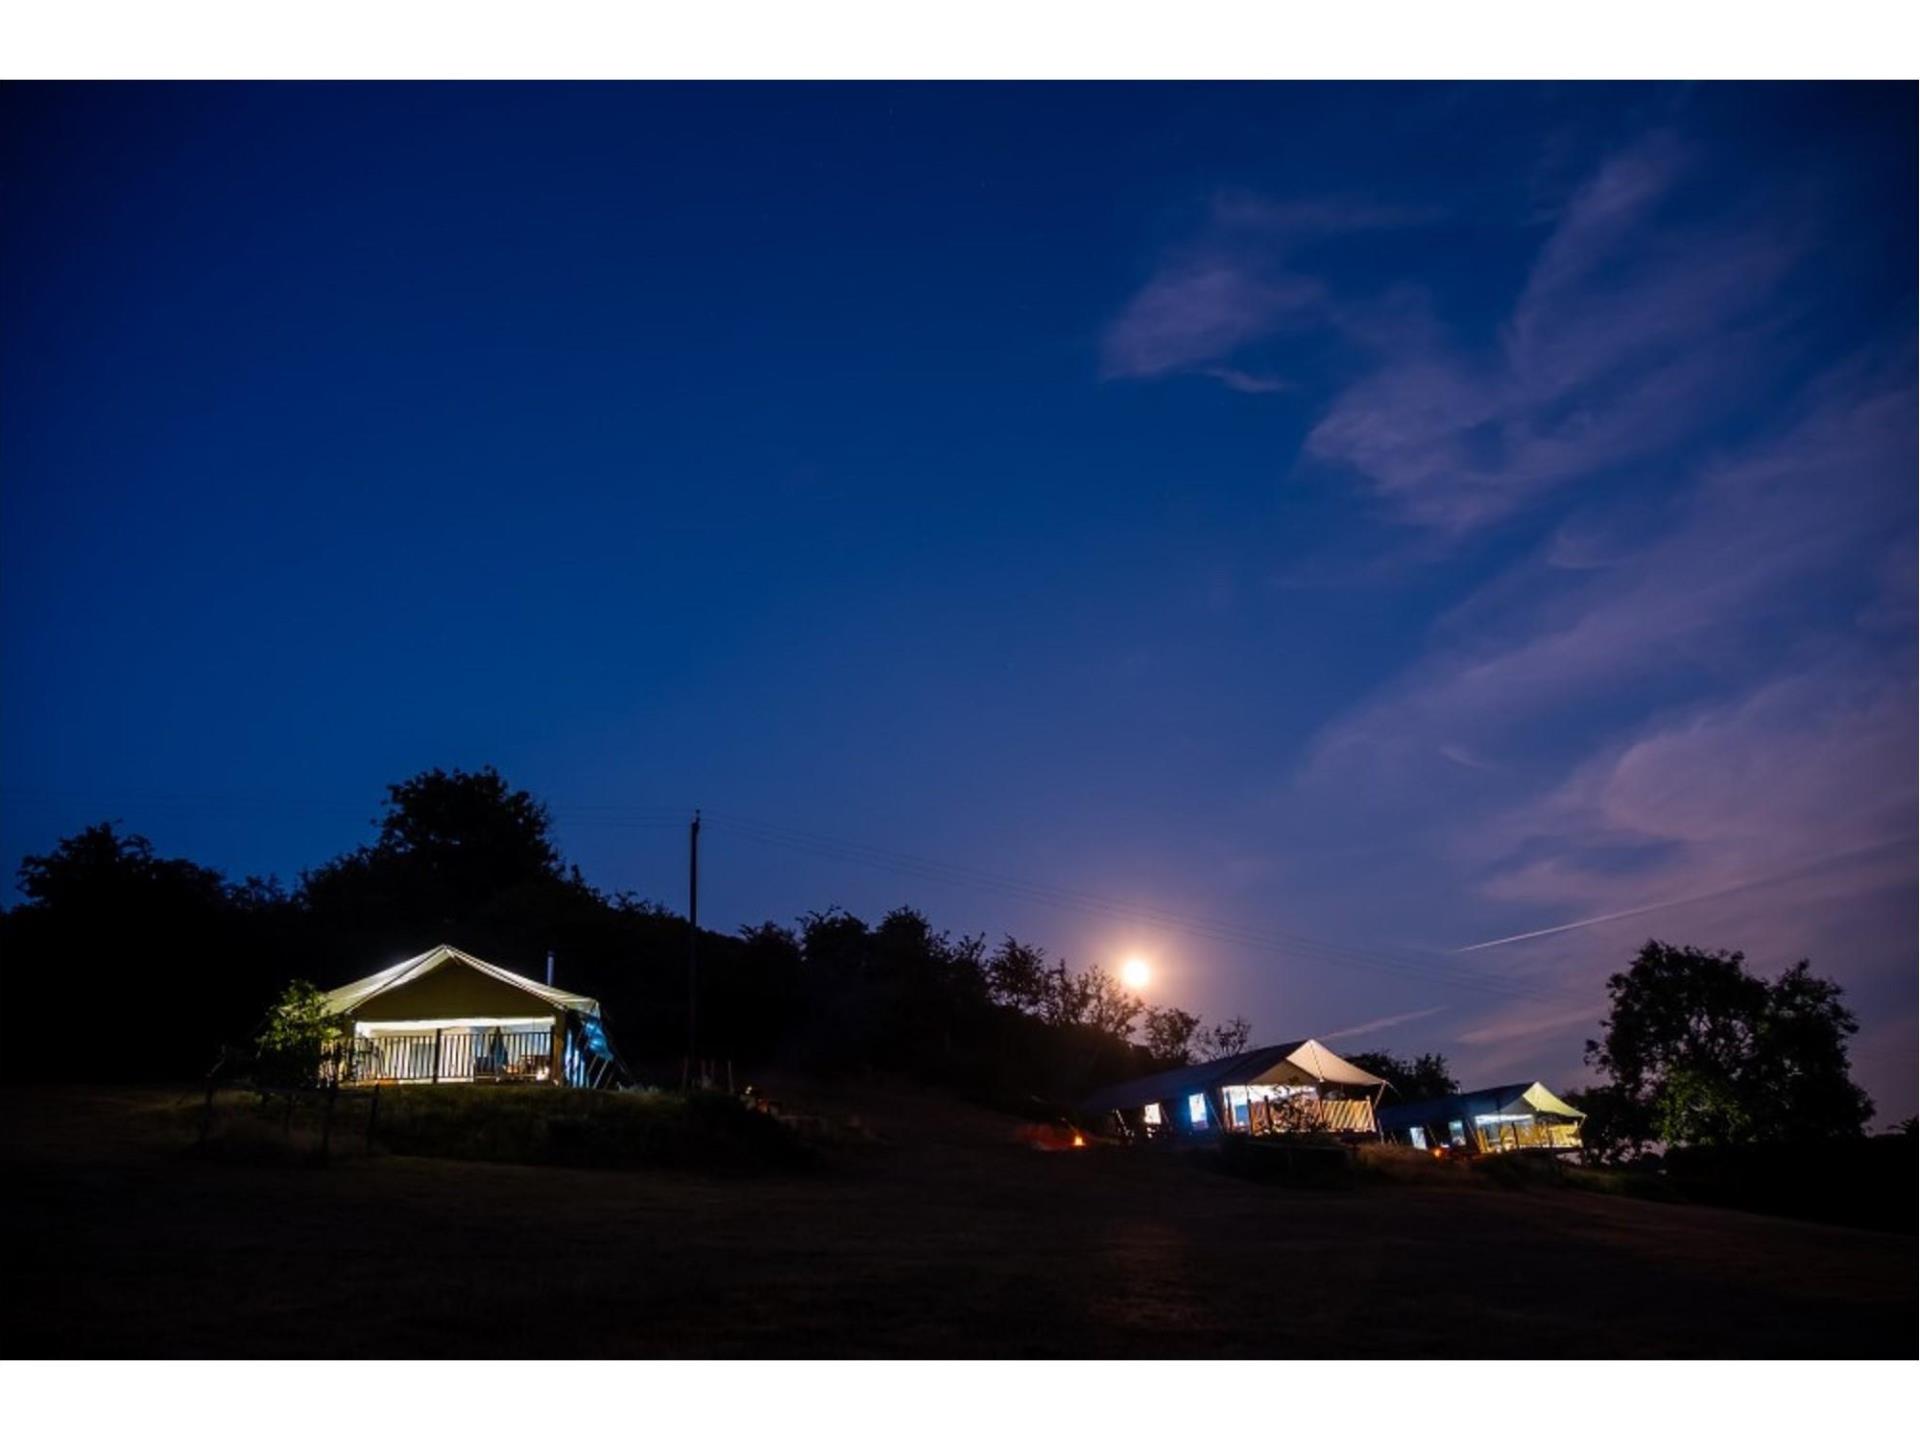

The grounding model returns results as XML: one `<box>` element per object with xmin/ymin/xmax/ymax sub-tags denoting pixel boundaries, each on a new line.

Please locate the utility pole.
<box><xmin>686</xmin><ymin>808</ymin><xmax>701</xmax><ymax>1076</ymax></box>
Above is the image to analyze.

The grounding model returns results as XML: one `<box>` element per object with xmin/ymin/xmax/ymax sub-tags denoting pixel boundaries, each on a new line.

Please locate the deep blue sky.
<box><xmin>3</xmin><ymin>83</ymin><xmax>1913</xmax><ymax>1112</ymax></box>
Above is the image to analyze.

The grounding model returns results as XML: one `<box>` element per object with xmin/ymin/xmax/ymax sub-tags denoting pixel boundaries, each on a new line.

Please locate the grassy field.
<box><xmin>2</xmin><ymin>1083</ymin><xmax>1912</xmax><ymax>1358</ymax></box>
<box><xmin>187</xmin><ymin>1082</ymin><xmax>816</xmax><ymax>1173</ymax></box>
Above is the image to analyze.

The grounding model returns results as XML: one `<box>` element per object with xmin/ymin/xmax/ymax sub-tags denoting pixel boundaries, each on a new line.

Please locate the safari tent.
<box><xmin>321</xmin><ymin>944</ymin><xmax>626</xmax><ymax>1089</ymax></box>
<box><xmin>1378</xmin><ymin>1081</ymin><xmax>1585</xmax><ymax>1154</ymax></box>
<box><xmin>1080</xmin><ymin>1039</ymin><xmax>1389</xmax><ymax>1140</ymax></box>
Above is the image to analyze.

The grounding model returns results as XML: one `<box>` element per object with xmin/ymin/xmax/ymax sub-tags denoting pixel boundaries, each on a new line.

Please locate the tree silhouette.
<box><xmin>300</xmin><ymin>765</ymin><xmax>583</xmax><ymax>954</ymax></box>
<box><xmin>984</xmin><ymin>936</ymin><xmax>1050</xmax><ymax>1014</ymax></box>
<box><xmin>1142</xmin><ymin>1006</ymin><xmax>1201</xmax><ymax>1066</ymax></box>
<box><xmin>1583</xmin><ymin>940</ymin><xmax>1873</xmax><ymax>1151</ymax></box>
<box><xmin>3</xmin><ymin>822</ymin><xmax>279</xmax><ymax>1079</ymax></box>
<box><xmin>1196</xmin><ymin>1014</ymin><xmax>1252</xmax><ymax>1061</ymax></box>
<box><xmin>1344</xmin><ymin>1049</ymin><xmax>1456</xmax><ymax>1102</ymax></box>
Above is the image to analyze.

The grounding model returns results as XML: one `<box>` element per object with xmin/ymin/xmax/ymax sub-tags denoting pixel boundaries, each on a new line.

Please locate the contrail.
<box><xmin>1454</xmin><ymin>839</ymin><xmax>1910</xmax><ymax>954</ymax></box>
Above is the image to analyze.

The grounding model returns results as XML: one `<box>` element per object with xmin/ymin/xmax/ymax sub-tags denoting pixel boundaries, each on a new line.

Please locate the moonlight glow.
<box><xmin>1120</xmin><ymin>957</ymin><xmax>1151</xmax><ymax>990</ymax></box>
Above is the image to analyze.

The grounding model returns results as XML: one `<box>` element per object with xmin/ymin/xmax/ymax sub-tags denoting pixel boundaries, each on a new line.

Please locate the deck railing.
<box><xmin>1474</xmin><ymin>1117</ymin><xmax>1582</xmax><ymax>1153</ymax></box>
<box><xmin>338</xmin><ymin>1027</ymin><xmax>555</xmax><ymax>1084</ymax></box>
<box><xmin>1231</xmin><ymin>1093</ymin><xmax>1377</xmax><ymax>1136</ymax></box>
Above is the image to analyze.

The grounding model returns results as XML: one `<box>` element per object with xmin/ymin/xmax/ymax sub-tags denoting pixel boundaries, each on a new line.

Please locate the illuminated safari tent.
<box><xmin>321</xmin><ymin>944</ymin><xmax>626</xmax><ymax>1088</ymax></box>
<box><xmin>1081</xmin><ymin>1039</ymin><xmax>1390</xmax><ymax>1141</ymax></box>
<box><xmin>1377</xmin><ymin>1082</ymin><xmax>1585</xmax><ymax>1154</ymax></box>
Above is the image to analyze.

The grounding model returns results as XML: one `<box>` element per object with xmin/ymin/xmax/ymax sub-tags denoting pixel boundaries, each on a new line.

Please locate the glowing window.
<box><xmin>1448</xmin><ymin>1119</ymin><xmax>1466</xmax><ymax>1145</ymax></box>
<box><xmin>1224</xmin><ymin>1086</ymin><xmax>1250</xmax><ymax>1128</ymax></box>
<box><xmin>1187</xmin><ymin>1093</ymin><xmax>1208</xmax><ymax>1128</ymax></box>
<box><xmin>1142</xmin><ymin>1102</ymin><xmax>1162</xmax><ymax>1126</ymax></box>
<box><xmin>1409</xmin><ymin>1126</ymin><xmax>1427</xmax><ymax>1148</ymax></box>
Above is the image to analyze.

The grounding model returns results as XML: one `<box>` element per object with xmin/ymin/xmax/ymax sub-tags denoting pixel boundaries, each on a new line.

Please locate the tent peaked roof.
<box><xmin>320</xmin><ymin>944</ymin><xmax>600</xmax><ymax>1017</ymax></box>
<box><xmin>1080</xmin><ymin>1039</ymin><xmax>1388</xmax><ymax>1115</ymax></box>
<box><xmin>1284</xmin><ymin>1038</ymin><xmax>1390</xmax><ymax>1089</ymax></box>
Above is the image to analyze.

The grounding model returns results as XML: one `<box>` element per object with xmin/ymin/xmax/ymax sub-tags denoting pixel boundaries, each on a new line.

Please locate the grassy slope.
<box><xmin>190</xmin><ymin>1084</ymin><xmax>814</xmax><ymax>1173</ymax></box>
<box><xmin>1</xmin><ymin>1084</ymin><xmax>1913</xmax><ymax>1358</ymax></box>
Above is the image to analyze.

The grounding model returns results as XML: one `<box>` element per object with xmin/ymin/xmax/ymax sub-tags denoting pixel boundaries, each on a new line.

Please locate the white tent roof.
<box><xmin>320</xmin><ymin>944</ymin><xmax>600</xmax><ymax>1017</ymax></box>
<box><xmin>1280</xmin><ymin>1038</ymin><xmax>1391</xmax><ymax>1090</ymax></box>
<box><xmin>1512</xmin><ymin>1081</ymin><xmax>1586</xmax><ymax>1120</ymax></box>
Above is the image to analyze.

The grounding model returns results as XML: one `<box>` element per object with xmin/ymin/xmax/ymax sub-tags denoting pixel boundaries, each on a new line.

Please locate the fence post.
<box><xmin>432</xmin><ymin>1029</ymin><xmax>443</xmax><ymax>1085</ymax></box>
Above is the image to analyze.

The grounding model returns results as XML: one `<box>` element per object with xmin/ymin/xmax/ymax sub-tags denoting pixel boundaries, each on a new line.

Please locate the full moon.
<box><xmin>1120</xmin><ymin>956</ymin><xmax>1151</xmax><ymax>990</ymax></box>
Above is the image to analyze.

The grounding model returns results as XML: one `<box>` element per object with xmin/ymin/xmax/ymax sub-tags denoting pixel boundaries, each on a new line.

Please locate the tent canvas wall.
<box><xmin>321</xmin><ymin>944</ymin><xmax>625</xmax><ymax>1088</ymax></box>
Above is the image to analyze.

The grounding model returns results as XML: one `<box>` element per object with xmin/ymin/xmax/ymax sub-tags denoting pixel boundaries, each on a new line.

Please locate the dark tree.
<box><xmin>1142</xmin><ymin>1006</ymin><xmax>1201</xmax><ymax>1066</ymax></box>
<box><xmin>1748</xmin><ymin>960</ymin><xmax>1879</xmax><ymax>1144</ymax></box>
<box><xmin>17</xmin><ymin>822</ymin><xmax>228</xmax><ymax>913</ymax></box>
<box><xmin>1031</xmin><ymin>960</ymin><xmax>1144</xmax><ymax>1041</ymax></box>
<box><xmin>1195</xmin><ymin>1014</ymin><xmax>1252</xmax><ymax>1061</ymax></box>
<box><xmin>984</xmin><ymin>936</ymin><xmax>1050</xmax><ymax>1014</ymax></box>
<box><xmin>1585</xmin><ymin>940</ymin><xmax>1873</xmax><ymax>1151</ymax></box>
<box><xmin>300</xmin><ymin>766</ymin><xmax>579</xmax><ymax>957</ymax></box>
<box><xmin>379</xmin><ymin>766</ymin><xmax>558</xmax><ymax>877</ymax></box>
<box><xmin>2</xmin><ymin>822</ymin><xmax>285</xmax><ymax>1079</ymax></box>
<box><xmin>1074</xmin><ymin>966</ymin><xmax>1146</xmax><ymax>1042</ymax></box>
<box><xmin>1557</xmin><ymin>1083</ymin><xmax>1642</xmax><ymax>1165</ymax></box>
<box><xmin>1344</xmin><ymin>1049</ymin><xmax>1458</xmax><ymax>1102</ymax></box>
<box><xmin>869</xmin><ymin>907</ymin><xmax>993</xmax><ymax>1063</ymax></box>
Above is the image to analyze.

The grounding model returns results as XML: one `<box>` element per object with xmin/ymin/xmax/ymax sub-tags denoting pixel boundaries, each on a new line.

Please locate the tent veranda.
<box><xmin>320</xmin><ymin>944</ymin><xmax>627</xmax><ymax>1089</ymax></box>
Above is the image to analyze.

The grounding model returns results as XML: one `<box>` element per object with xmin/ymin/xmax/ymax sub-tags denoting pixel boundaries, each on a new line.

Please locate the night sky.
<box><xmin>3</xmin><ymin>83</ymin><xmax>1913</xmax><ymax>1114</ymax></box>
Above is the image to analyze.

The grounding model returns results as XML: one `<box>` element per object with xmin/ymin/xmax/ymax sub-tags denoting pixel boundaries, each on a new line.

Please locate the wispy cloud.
<box><xmin>1437</xmin><ymin>743</ymin><xmax>1498</xmax><ymax>773</ymax></box>
<box><xmin>1475</xmin><ymin>660</ymin><xmax>1916</xmax><ymax>918</ymax></box>
<box><xmin>1304</xmin><ymin>370</ymin><xmax>1916</xmax><ymax>792</ymax></box>
<box><xmin>1100</xmin><ymin>265</ymin><xmax>1321</xmax><ymax>382</ymax></box>
<box><xmin>1322</xmin><ymin>1005</ymin><xmax>1449</xmax><ymax>1042</ymax></box>
<box><xmin>1103</xmin><ymin>133</ymin><xmax>1820</xmax><ymax>534</ymax></box>
<box><xmin>1098</xmin><ymin>195</ymin><xmax>1434</xmax><ymax>384</ymax></box>
<box><xmin>1451</xmin><ymin>1000</ymin><xmax>1609</xmax><ymax>1084</ymax></box>
<box><xmin>1305</xmin><ymin>132</ymin><xmax>1814</xmax><ymax>531</ymax></box>
<box><xmin>1201</xmin><ymin>365</ymin><xmax>1292</xmax><ymax>396</ymax></box>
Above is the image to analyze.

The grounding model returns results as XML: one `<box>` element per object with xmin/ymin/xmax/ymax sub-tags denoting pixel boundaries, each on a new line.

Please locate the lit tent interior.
<box><xmin>1377</xmin><ymin>1081</ymin><xmax>1586</xmax><ymax>1153</ymax></box>
<box><xmin>320</xmin><ymin>944</ymin><xmax>627</xmax><ymax>1088</ymax></box>
<box><xmin>1080</xmin><ymin>1039</ymin><xmax>1390</xmax><ymax>1138</ymax></box>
